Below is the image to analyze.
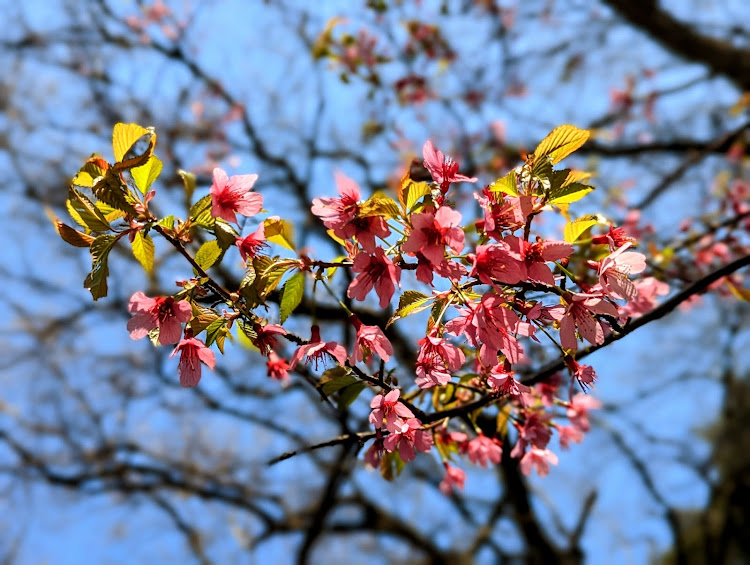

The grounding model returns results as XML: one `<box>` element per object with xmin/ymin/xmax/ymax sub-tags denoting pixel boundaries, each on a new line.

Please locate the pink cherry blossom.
<box><xmin>253</xmin><ymin>323</ymin><xmax>288</xmax><ymax>355</ymax></box>
<box><xmin>519</xmin><ymin>447</ymin><xmax>558</xmax><ymax>477</ymax></box>
<box><xmin>415</xmin><ymin>327</ymin><xmax>465</xmax><ymax>389</ymax></box>
<box><xmin>127</xmin><ymin>292</ymin><xmax>192</xmax><ymax>345</ymax></box>
<box><xmin>473</xmin><ymin>293</ymin><xmax>534</xmax><ymax>366</ymax></box>
<box><xmin>348</xmin><ymin>248</ymin><xmax>401</xmax><ymax>308</ymax></box>
<box><xmin>510</xmin><ymin>411</ymin><xmax>553</xmax><ymax>459</ymax></box>
<box><xmin>487</xmin><ymin>365</ymin><xmax>531</xmax><ymax>397</ymax></box>
<box><xmin>549</xmin><ymin>293</ymin><xmax>618</xmax><ymax>351</ymax></box>
<box><xmin>597</xmin><ymin>243</ymin><xmax>647</xmax><ymax>301</ymax></box>
<box><xmin>567</xmin><ymin>393</ymin><xmax>602</xmax><ymax>433</ymax></box>
<box><xmin>402</xmin><ymin>206</ymin><xmax>465</xmax><ymax>266</ymax></box>
<box><xmin>557</xmin><ymin>425</ymin><xmax>584</xmax><ymax>449</ymax></box>
<box><xmin>620</xmin><ymin>277</ymin><xmax>669</xmax><ymax>319</ymax></box>
<box><xmin>351</xmin><ymin>315</ymin><xmax>393</xmax><ymax>364</ymax></box>
<box><xmin>475</xmin><ymin>188</ymin><xmax>533</xmax><ymax>238</ymax></box>
<box><xmin>210</xmin><ymin>167</ymin><xmax>263</xmax><ymax>224</ymax></box>
<box><xmin>289</xmin><ymin>325</ymin><xmax>348</xmax><ymax>370</ymax></box>
<box><xmin>235</xmin><ymin>224</ymin><xmax>267</xmax><ymax>261</ymax></box>
<box><xmin>466</xmin><ymin>434</ymin><xmax>503</xmax><ymax>468</ymax></box>
<box><xmin>310</xmin><ymin>171</ymin><xmax>360</xmax><ymax>229</ymax></box>
<box><xmin>311</xmin><ymin>171</ymin><xmax>390</xmax><ymax>252</ymax></box>
<box><xmin>506</xmin><ymin>236</ymin><xmax>573</xmax><ymax>287</ymax></box>
<box><xmin>439</xmin><ymin>463</ymin><xmax>466</xmax><ymax>495</ymax></box>
<box><xmin>170</xmin><ymin>337</ymin><xmax>216</xmax><ymax>388</ymax></box>
<box><xmin>422</xmin><ymin>140</ymin><xmax>478</xmax><ymax>195</ymax></box>
<box><xmin>363</xmin><ymin>433</ymin><xmax>385</xmax><ymax>469</ymax></box>
<box><xmin>369</xmin><ymin>389</ymin><xmax>414</xmax><ymax>432</ymax></box>
<box><xmin>382</xmin><ymin>417</ymin><xmax>433</xmax><ymax>462</ymax></box>
<box><xmin>470</xmin><ymin>242</ymin><xmax>526</xmax><ymax>286</ymax></box>
<box><xmin>266</xmin><ymin>351</ymin><xmax>291</xmax><ymax>382</ymax></box>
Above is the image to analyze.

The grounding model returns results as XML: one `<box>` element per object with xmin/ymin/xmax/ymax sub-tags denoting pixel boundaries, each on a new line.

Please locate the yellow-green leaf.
<box><xmin>264</xmin><ymin>217</ymin><xmax>295</xmax><ymax>251</ymax></box>
<box><xmin>131</xmin><ymin>231</ymin><xmax>155</xmax><ymax>272</ymax></box>
<box><xmin>112</xmin><ymin>123</ymin><xmax>156</xmax><ymax>170</ymax></box>
<box><xmin>358</xmin><ymin>194</ymin><xmax>401</xmax><ymax>218</ymax></box>
<box><xmin>548</xmin><ymin>182</ymin><xmax>594</xmax><ymax>205</ymax></box>
<box><xmin>279</xmin><ymin>271</ymin><xmax>304</xmax><ymax>323</ymax></box>
<box><xmin>398</xmin><ymin>172</ymin><xmax>431</xmax><ymax>212</ymax></box>
<box><xmin>387</xmin><ymin>290</ymin><xmax>432</xmax><ymax>327</ymax></box>
<box><xmin>179</xmin><ymin>169</ymin><xmax>196</xmax><ymax>202</ymax></box>
<box><xmin>534</xmin><ymin>125</ymin><xmax>590</xmax><ymax>165</ymax></box>
<box><xmin>130</xmin><ymin>154</ymin><xmax>163</xmax><ymax>194</ymax></box>
<box><xmin>84</xmin><ymin>234</ymin><xmax>118</xmax><ymax>300</ymax></box>
<box><xmin>195</xmin><ymin>239</ymin><xmax>223</xmax><ymax>270</ymax></box>
<box><xmin>488</xmin><ymin>170</ymin><xmax>518</xmax><ymax>196</ymax></box>
<box><xmin>563</xmin><ymin>214</ymin><xmax>603</xmax><ymax>243</ymax></box>
<box><xmin>46</xmin><ymin>208</ymin><xmax>95</xmax><ymax>247</ymax></box>
<box><xmin>68</xmin><ymin>188</ymin><xmax>112</xmax><ymax>232</ymax></box>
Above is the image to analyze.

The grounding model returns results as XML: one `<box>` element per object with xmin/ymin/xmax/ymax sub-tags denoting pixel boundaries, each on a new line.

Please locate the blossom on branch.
<box><xmin>382</xmin><ymin>417</ymin><xmax>433</xmax><ymax>462</ymax></box>
<box><xmin>171</xmin><ymin>337</ymin><xmax>216</xmax><ymax>388</ymax></box>
<box><xmin>596</xmin><ymin>242</ymin><xmax>647</xmax><ymax>301</ymax></box>
<box><xmin>210</xmin><ymin>167</ymin><xmax>263</xmax><ymax>224</ymax></box>
<box><xmin>402</xmin><ymin>206</ymin><xmax>465</xmax><ymax>267</ymax></box>
<box><xmin>127</xmin><ymin>292</ymin><xmax>192</xmax><ymax>345</ymax></box>
<box><xmin>235</xmin><ymin>224</ymin><xmax>268</xmax><ymax>261</ymax></box>
<box><xmin>351</xmin><ymin>315</ymin><xmax>393</xmax><ymax>363</ymax></box>
<box><xmin>422</xmin><ymin>140</ymin><xmax>477</xmax><ymax>195</ymax></box>
<box><xmin>369</xmin><ymin>389</ymin><xmax>414</xmax><ymax>432</ymax></box>
<box><xmin>348</xmin><ymin>247</ymin><xmax>401</xmax><ymax>308</ymax></box>
<box><xmin>289</xmin><ymin>325</ymin><xmax>347</xmax><ymax>370</ymax></box>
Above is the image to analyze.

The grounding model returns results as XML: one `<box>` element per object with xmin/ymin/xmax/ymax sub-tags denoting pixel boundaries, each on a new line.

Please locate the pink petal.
<box><xmin>127</xmin><ymin>312</ymin><xmax>156</xmax><ymax>340</ymax></box>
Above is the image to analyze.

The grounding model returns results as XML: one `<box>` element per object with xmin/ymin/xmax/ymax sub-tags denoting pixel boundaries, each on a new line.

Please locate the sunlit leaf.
<box><xmin>84</xmin><ymin>234</ymin><xmax>118</xmax><ymax>300</ymax></box>
<box><xmin>279</xmin><ymin>271</ymin><xmax>304</xmax><ymax>323</ymax></box>
<box><xmin>563</xmin><ymin>214</ymin><xmax>604</xmax><ymax>243</ymax></box>
<box><xmin>387</xmin><ymin>290</ymin><xmax>432</xmax><ymax>327</ymax></box>
<box><xmin>179</xmin><ymin>169</ymin><xmax>196</xmax><ymax>202</ymax></box>
<box><xmin>264</xmin><ymin>217</ymin><xmax>295</xmax><ymax>250</ymax></box>
<box><xmin>358</xmin><ymin>194</ymin><xmax>401</xmax><ymax>218</ymax></box>
<box><xmin>318</xmin><ymin>367</ymin><xmax>356</xmax><ymax>396</ymax></box>
<box><xmin>534</xmin><ymin>124</ymin><xmax>590</xmax><ymax>164</ymax></box>
<box><xmin>46</xmin><ymin>208</ymin><xmax>95</xmax><ymax>247</ymax></box>
<box><xmin>131</xmin><ymin>231</ymin><xmax>155</xmax><ymax>273</ymax></box>
<box><xmin>548</xmin><ymin>182</ymin><xmax>594</xmax><ymax>205</ymax></box>
<box><xmin>398</xmin><ymin>172</ymin><xmax>431</xmax><ymax>212</ymax></box>
<box><xmin>112</xmin><ymin>123</ymin><xmax>156</xmax><ymax>170</ymax></box>
<box><xmin>68</xmin><ymin>188</ymin><xmax>112</xmax><ymax>232</ymax></box>
<box><xmin>195</xmin><ymin>239</ymin><xmax>223</xmax><ymax>270</ymax></box>
<box><xmin>130</xmin><ymin>154</ymin><xmax>163</xmax><ymax>194</ymax></box>
<box><xmin>488</xmin><ymin>170</ymin><xmax>518</xmax><ymax>196</ymax></box>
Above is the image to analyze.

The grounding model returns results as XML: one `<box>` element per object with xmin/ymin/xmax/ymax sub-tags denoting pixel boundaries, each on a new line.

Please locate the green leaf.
<box><xmin>387</xmin><ymin>291</ymin><xmax>432</xmax><ymax>327</ymax></box>
<box><xmin>190</xmin><ymin>304</ymin><xmax>220</xmax><ymax>334</ymax></box>
<box><xmin>157</xmin><ymin>215</ymin><xmax>175</xmax><ymax>229</ymax></box>
<box><xmin>46</xmin><ymin>208</ymin><xmax>95</xmax><ymax>247</ymax></box>
<box><xmin>258</xmin><ymin>259</ymin><xmax>298</xmax><ymax>300</ymax></box>
<box><xmin>190</xmin><ymin>195</ymin><xmax>214</xmax><ymax>228</ymax></box>
<box><xmin>563</xmin><ymin>214</ymin><xmax>604</xmax><ymax>243</ymax></box>
<box><xmin>68</xmin><ymin>188</ymin><xmax>112</xmax><ymax>232</ymax></box>
<box><xmin>530</xmin><ymin>157</ymin><xmax>553</xmax><ymax>195</ymax></box>
<box><xmin>84</xmin><ymin>234</ymin><xmax>118</xmax><ymax>300</ymax></box>
<box><xmin>91</xmin><ymin>170</ymin><xmax>138</xmax><ymax>215</ymax></box>
<box><xmin>213</xmin><ymin>219</ymin><xmax>239</xmax><ymax>250</ymax></box>
<box><xmin>488</xmin><ymin>170</ymin><xmax>518</xmax><ymax>196</ymax></box>
<box><xmin>72</xmin><ymin>156</ymin><xmax>109</xmax><ymax>189</ymax></box>
<box><xmin>112</xmin><ymin>123</ymin><xmax>156</xmax><ymax>171</ymax></box>
<box><xmin>131</xmin><ymin>231</ymin><xmax>155</xmax><ymax>272</ymax></box>
<box><xmin>398</xmin><ymin>174</ymin><xmax>431</xmax><ymax>212</ymax></box>
<box><xmin>194</xmin><ymin>240</ymin><xmax>223</xmax><ymax>270</ymax></box>
<box><xmin>548</xmin><ymin>182</ymin><xmax>594</xmax><ymax>205</ymax></box>
<box><xmin>534</xmin><ymin>124</ymin><xmax>590</xmax><ymax>165</ymax></box>
<box><xmin>264</xmin><ymin>217</ymin><xmax>295</xmax><ymax>251</ymax></box>
<box><xmin>279</xmin><ymin>272</ymin><xmax>304</xmax><ymax>323</ymax></box>
<box><xmin>179</xmin><ymin>169</ymin><xmax>196</xmax><ymax>202</ymax></box>
<box><xmin>337</xmin><ymin>382</ymin><xmax>367</xmax><ymax>408</ymax></box>
<box><xmin>130</xmin><ymin>154</ymin><xmax>163</xmax><ymax>194</ymax></box>
<box><xmin>205</xmin><ymin>317</ymin><xmax>228</xmax><ymax>349</ymax></box>
<box><xmin>318</xmin><ymin>367</ymin><xmax>357</xmax><ymax>396</ymax></box>
<box><xmin>358</xmin><ymin>194</ymin><xmax>401</xmax><ymax>218</ymax></box>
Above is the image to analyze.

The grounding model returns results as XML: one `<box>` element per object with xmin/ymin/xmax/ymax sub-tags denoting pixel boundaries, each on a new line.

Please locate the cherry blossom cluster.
<box><xmin>57</xmin><ymin>123</ymin><xmax>669</xmax><ymax>489</ymax></box>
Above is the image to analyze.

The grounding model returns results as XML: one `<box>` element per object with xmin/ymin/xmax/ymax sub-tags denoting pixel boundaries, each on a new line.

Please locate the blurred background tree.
<box><xmin>1</xmin><ymin>1</ymin><xmax>749</xmax><ymax>563</ymax></box>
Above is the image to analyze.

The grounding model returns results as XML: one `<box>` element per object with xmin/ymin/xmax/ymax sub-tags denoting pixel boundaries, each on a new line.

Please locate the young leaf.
<box><xmin>205</xmin><ymin>317</ymin><xmax>230</xmax><ymax>353</ymax></box>
<box><xmin>112</xmin><ymin>123</ymin><xmax>156</xmax><ymax>171</ymax></box>
<box><xmin>563</xmin><ymin>214</ymin><xmax>603</xmax><ymax>243</ymax></box>
<box><xmin>130</xmin><ymin>154</ymin><xmax>163</xmax><ymax>194</ymax></box>
<box><xmin>318</xmin><ymin>367</ymin><xmax>357</xmax><ymax>396</ymax></box>
<box><xmin>398</xmin><ymin>174</ymin><xmax>431</xmax><ymax>213</ymax></box>
<box><xmin>548</xmin><ymin>182</ymin><xmax>594</xmax><ymax>205</ymax></box>
<box><xmin>358</xmin><ymin>194</ymin><xmax>401</xmax><ymax>218</ymax></box>
<box><xmin>190</xmin><ymin>304</ymin><xmax>221</xmax><ymax>334</ymax></box>
<box><xmin>337</xmin><ymin>382</ymin><xmax>367</xmax><ymax>408</ymax></box>
<box><xmin>279</xmin><ymin>272</ymin><xmax>305</xmax><ymax>323</ymax></box>
<box><xmin>387</xmin><ymin>290</ymin><xmax>432</xmax><ymax>327</ymax></box>
<box><xmin>84</xmin><ymin>234</ymin><xmax>118</xmax><ymax>300</ymax></box>
<box><xmin>213</xmin><ymin>219</ymin><xmax>239</xmax><ymax>250</ymax></box>
<box><xmin>264</xmin><ymin>217</ymin><xmax>295</xmax><ymax>251</ymax></box>
<box><xmin>195</xmin><ymin>239</ymin><xmax>223</xmax><ymax>270</ymax></box>
<box><xmin>72</xmin><ymin>156</ymin><xmax>109</xmax><ymax>189</ymax></box>
<box><xmin>46</xmin><ymin>208</ymin><xmax>95</xmax><ymax>247</ymax></box>
<box><xmin>488</xmin><ymin>170</ymin><xmax>518</xmax><ymax>196</ymax></box>
<box><xmin>157</xmin><ymin>215</ymin><xmax>175</xmax><ymax>229</ymax></box>
<box><xmin>131</xmin><ymin>231</ymin><xmax>155</xmax><ymax>272</ymax></box>
<box><xmin>190</xmin><ymin>195</ymin><xmax>214</xmax><ymax>228</ymax></box>
<box><xmin>178</xmin><ymin>169</ymin><xmax>196</xmax><ymax>202</ymax></box>
<box><xmin>534</xmin><ymin>125</ymin><xmax>590</xmax><ymax>164</ymax></box>
<box><xmin>67</xmin><ymin>188</ymin><xmax>112</xmax><ymax>232</ymax></box>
